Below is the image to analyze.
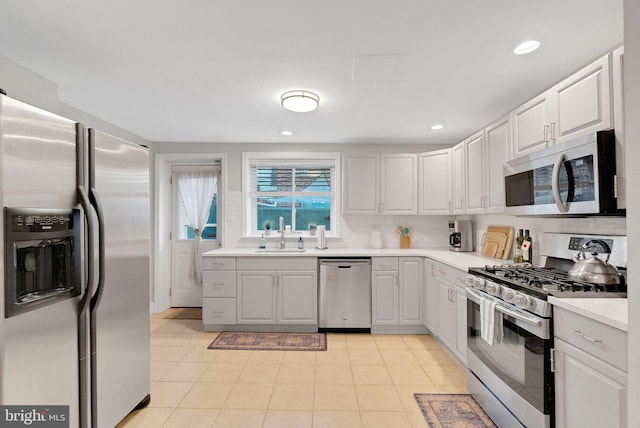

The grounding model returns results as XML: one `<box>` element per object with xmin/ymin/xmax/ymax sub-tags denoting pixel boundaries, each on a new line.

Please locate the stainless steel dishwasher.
<box><xmin>318</xmin><ymin>258</ymin><xmax>371</xmax><ymax>330</ymax></box>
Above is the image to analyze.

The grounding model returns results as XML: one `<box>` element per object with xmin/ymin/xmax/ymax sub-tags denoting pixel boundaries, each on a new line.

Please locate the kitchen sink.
<box><xmin>254</xmin><ymin>248</ymin><xmax>306</xmax><ymax>253</ymax></box>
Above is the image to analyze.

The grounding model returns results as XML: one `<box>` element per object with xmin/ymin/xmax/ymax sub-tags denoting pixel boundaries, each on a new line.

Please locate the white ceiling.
<box><xmin>0</xmin><ymin>0</ymin><xmax>623</xmax><ymax>145</ymax></box>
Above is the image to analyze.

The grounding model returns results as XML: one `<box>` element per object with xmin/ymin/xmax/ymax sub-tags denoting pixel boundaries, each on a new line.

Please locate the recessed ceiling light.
<box><xmin>281</xmin><ymin>130</ymin><xmax>294</xmax><ymax>136</ymax></box>
<box><xmin>514</xmin><ymin>40</ymin><xmax>540</xmax><ymax>55</ymax></box>
<box><xmin>281</xmin><ymin>90</ymin><xmax>320</xmax><ymax>112</ymax></box>
<box><xmin>431</xmin><ymin>124</ymin><xmax>444</xmax><ymax>130</ymax></box>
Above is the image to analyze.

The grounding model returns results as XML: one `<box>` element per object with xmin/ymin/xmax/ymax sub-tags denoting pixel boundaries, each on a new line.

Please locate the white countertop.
<box><xmin>549</xmin><ymin>297</ymin><xmax>628</xmax><ymax>332</ymax></box>
<box><xmin>202</xmin><ymin>247</ymin><xmax>507</xmax><ymax>272</ymax></box>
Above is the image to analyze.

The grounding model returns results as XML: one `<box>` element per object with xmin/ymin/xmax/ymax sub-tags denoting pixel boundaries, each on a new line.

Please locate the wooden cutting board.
<box><xmin>485</xmin><ymin>226</ymin><xmax>514</xmax><ymax>259</ymax></box>
<box><xmin>481</xmin><ymin>239</ymin><xmax>499</xmax><ymax>258</ymax></box>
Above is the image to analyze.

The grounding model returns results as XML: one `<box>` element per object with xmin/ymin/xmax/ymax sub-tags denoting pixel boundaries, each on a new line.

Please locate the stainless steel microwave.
<box><xmin>503</xmin><ymin>130</ymin><xmax>623</xmax><ymax>216</ymax></box>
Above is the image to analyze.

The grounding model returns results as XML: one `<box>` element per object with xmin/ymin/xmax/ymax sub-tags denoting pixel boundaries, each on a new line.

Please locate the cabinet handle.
<box><xmin>212</xmin><ymin>283</ymin><xmax>224</xmax><ymax>289</ymax></box>
<box><xmin>543</xmin><ymin>124</ymin><xmax>549</xmax><ymax>142</ymax></box>
<box><xmin>212</xmin><ymin>311</ymin><xmax>224</xmax><ymax>318</ymax></box>
<box><xmin>549</xmin><ymin>122</ymin><xmax>556</xmax><ymax>142</ymax></box>
<box><xmin>381</xmin><ymin>202</ymin><xmax>385</xmax><ymax>213</ymax></box>
<box><xmin>573</xmin><ymin>330</ymin><xmax>602</xmax><ymax>343</ymax></box>
<box><xmin>438</xmin><ymin>269</ymin><xmax>447</xmax><ymax>276</ymax></box>
<box><xmin>448</xmin><ymin>201</ymin><xmax>452</xmax><ymax>213</ymax></box>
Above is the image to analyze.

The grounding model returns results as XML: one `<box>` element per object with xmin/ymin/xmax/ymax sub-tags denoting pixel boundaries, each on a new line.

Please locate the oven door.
<box><xmin>466</xmin><ymin>288</ymin><xmax>553</xmax><ymax>416</ymax></box>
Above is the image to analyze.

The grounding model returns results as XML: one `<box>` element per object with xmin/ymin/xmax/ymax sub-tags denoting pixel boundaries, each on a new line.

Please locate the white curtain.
<box><xmin>176</xmin><ymin>170</ymin><xmax>218</xmax><ymax>284</ymax></box>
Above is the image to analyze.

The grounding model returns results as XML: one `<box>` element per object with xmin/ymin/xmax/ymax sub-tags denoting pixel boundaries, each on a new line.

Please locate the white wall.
<box><xmin>624</xmin><ymin>1</ymin><xmax>639</xmax><ymax>426</ymax></box>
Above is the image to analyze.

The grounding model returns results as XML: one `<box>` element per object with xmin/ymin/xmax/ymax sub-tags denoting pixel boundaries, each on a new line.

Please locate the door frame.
<box><xmin>153</xmin><ymin>152</ymin><xmax>227</xmax><ymax>314</ymax></box>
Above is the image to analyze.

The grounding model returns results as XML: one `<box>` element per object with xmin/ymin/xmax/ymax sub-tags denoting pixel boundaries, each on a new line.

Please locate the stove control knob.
<box><xmin>514</xmin><ymin>293</ymin><xmax>534</xmax><ymax>310</ymax></box>
<box><xmin>502</xmin><ymin>288</ymin><xmax>516</xmax><ymax>303</ymax></box>
<box><xmin>466</xmin><ymin>275</ymin><xmax>476</xmax><ymax>287</ymax></box>
<box><xmin>472</xmin><ymin>276</ymin><xmax>486</xmax><ymax>290</ymax></box>
<box><xmin>485</xmin><ymin>281</ymin><xmax>501</xmax><ymax>297</ymax></box>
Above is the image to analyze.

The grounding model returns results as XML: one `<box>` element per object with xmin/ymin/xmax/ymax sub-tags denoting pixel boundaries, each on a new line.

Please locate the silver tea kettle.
<box><xmin>567</xmin><ymin>239</ymin><xmax>624</xmax><ymax>285</ymax></box>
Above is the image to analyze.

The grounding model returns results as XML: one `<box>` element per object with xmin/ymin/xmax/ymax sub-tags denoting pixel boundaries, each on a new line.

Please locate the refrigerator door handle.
<box><xmin>76</xmin><ymin>123</ymin><xmax>95</xmax><ymax>428</ymax></box>
<box><xmin>87</xmin><ymin>128</ymin><xmax>107</xmax><ymax>428</ymax></box>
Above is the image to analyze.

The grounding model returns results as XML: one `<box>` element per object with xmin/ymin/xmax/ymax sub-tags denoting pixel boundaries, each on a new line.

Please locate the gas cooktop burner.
<box><xmin>469</xmin><ymin>264</ymin><xmax>627</xmax><ymax>297</ymax></box>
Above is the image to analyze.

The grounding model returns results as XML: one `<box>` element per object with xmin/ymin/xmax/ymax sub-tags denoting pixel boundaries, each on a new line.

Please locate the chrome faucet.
<box><xmin>279</xmin><ymin>216</ymin><xmax>285</xmax><ymax>249</ymax></box>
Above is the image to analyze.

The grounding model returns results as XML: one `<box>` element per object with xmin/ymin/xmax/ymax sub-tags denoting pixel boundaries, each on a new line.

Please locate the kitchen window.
<box><xmin>243</xmin><ymin>153</ymin><xmax>340</xmax><ymax>236</ymax></box>
<box><xmin>173</xmin><ymin>165</ymin><xmax>221</xmax><ymax>241</ymax></box>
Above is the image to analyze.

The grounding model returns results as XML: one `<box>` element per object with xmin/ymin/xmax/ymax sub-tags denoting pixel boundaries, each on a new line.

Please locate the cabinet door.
<box><xmin>436</xmin><ymin>279</ymin><xmax>454</xmax><ymax>349</ymax></box>
<box><xmin>419</xmin><ymin>149</ymin><xmax>452</xmax><ymax>215</ymax></box>
<box><xmin>236</xmin><ymin>271</ymin><xmax>276</xmax><ymax>324</ymax></box>
<box><xmin>277</xmin><ymin>271</ymin><xmax>317</xmax><ymax>324</ymax></box>
<box><xmin>399</xmin><ymin>257</ymin><xmax>423</xmax><ymax>324</ymax></box>
<box><xmin>424</xmin><ymin>261</ymin><xmax>438</xmax><ymax>332</ymax></box>
<box><xmin>485</xmin><ymin>115</ymin><xmax>510</xmax><ymax>212</ymax></box>
<box><xmin>551</xmin><ymin>54</ymin><xmax>612</xmax><ymax>145</ymax></box>
<box><xmin>464</xmin><ymin>131</ymin><xmax>485</xmax><ymax>214</ymax></box>
<box><xmin>453</xmin><ymin>288</ymin><xmax>467</xmax><ymax>365</ymax></box>
<box><xmin>372</xmin><ymin>271</ymin><xmax>399</xmax><ymax>324</ymax></box>
<box><xmin>342</xmin><ymin>154</ymin><xmax>380</xmax><ymax>214</ymax></box>
<box><xmin>451</xmin><ymin>142</ymin><xmax>466</xmax><ymax>214</ymax></box>
<box><xmin>554</xmin><ymin>338</ymin><xmax>627</xmax><ymax>428</ymax></box>
<box><xmin>380</xmin><ymin>154</ymin><xmax>418</xmax><ymax>215</ymax></box>
<box><xmin>511</xmin><ymin>92</ymin><xmax>552</xmax><ymax>158</ymax></box>
<box><xmin>612</xmin><ymin>46</ymin><xmax>625</xmax><ymax>209</ymax></box>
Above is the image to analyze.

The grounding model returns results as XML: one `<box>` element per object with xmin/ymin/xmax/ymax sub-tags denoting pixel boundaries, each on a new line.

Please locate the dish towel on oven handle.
<box><xmin>480</xmin><ymin>296</ymin><xmax>503</xmax><ymax>345</ymax></box>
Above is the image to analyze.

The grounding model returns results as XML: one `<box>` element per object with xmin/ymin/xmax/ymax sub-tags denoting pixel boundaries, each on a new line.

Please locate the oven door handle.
<box><xmin>496</xmin><ymin>303</ymin><xmax>542</xmax><ymax>327</ymax></box>
<box><xmin>466</xmin><ymin>287</ymin><xmax>542</xmax><ymax>327</ymax></box>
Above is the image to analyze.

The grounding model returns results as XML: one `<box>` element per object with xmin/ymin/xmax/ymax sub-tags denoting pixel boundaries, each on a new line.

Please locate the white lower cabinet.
<box><xmin>431</xmin><ymin>260</ymin><xmax>467</xmax><ymax>365</ymax></box>
<box><xmin>237</xmin><ymin>270</ymin><xmax>317</xmax><ymax>325</ymax></box>
<box><xmin>372</xmin><ymin>257</ymin><xmax>424</xmax><ymax>331</ymax></box>
<box><xmin>202</xmin><ymin>257</ymin><xmax>237</xmax><ymax>327</ymax></box>
<box><xmin>424</xmin><ymin>260</ymin><xmax>438</xmax><ymax>332</ymax></box>
<box><xmin>553</xmin><ymin>306</ymin><xmax>628</xmax><ymax>428</ymax></box>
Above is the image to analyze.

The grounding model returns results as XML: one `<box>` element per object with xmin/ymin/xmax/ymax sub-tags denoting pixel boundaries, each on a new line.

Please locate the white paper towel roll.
<box><xmin>316</xmin><ymin>225</ymin><xmax>327</xmax><ymax>249</ymax></box>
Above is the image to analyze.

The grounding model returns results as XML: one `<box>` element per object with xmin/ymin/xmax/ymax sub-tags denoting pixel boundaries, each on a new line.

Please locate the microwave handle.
<box><xmin>552</xmin><ymin>153</ymin><xmax>569</xmax><ymax>213</ymax></box>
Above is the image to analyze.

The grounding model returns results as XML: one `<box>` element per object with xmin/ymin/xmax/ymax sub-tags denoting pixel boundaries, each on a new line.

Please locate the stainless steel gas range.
<box><xmin>465</xmin><ymin>233</ymin><xmax>627</xmax><ymax>428</ymax></box>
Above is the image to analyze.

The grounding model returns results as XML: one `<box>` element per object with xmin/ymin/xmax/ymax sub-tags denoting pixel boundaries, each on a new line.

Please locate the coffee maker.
<box><xmin>449</xmin><ymin>220</ymin><xmax>473</xmax><ymax>252</ymax></box>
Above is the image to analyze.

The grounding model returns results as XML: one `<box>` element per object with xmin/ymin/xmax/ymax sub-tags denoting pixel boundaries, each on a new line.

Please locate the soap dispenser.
<box><xmin>298</xmin><ymin>236</ymin><xmax>304</xmax><ymax>250</ymax></box>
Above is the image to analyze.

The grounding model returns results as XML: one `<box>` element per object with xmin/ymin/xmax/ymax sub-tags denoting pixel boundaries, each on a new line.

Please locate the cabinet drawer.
<box><xmin>554</xmin><ymin>306</ymin><xmax>627</xmax><ymax>373</ymax></box>
<box><xmin>372</xmin><ymin>257</ymin><xmax>398</xmax><ymax>271</ymax></box>
<box><xmin>236</xmin><ymin>257</ymin><xmax>317</xmax><ymax>271</ymax></box>
<box><xmin>202</xmin><ymin>257</ymin><xmax>236</xmax><ymax>271</ymax></box>
<box><xmin>203</xmin><ymin>271</ymin><xmax>236</xmax><ymax>297</ymax></box>
<box><xmin>433</xmin><ymin>262</ymin><xmax>467</xmax><ymax>290</ymax></box>
<box><xmin>203</xmin><ymin>298</ymin><xmax>236</xmax><ymax>324</ymax></box>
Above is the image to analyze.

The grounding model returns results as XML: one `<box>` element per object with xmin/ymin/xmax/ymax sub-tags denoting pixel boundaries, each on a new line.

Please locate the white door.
<box><xmin>399</xmin><ymin>257</ymin><xmax>423</xmax><ymax>323</ymax></box>
<box><xmin>372</xmin><ymin>271</ymin><xmax>399</xmax><ymax>324</ymax></box>
<box><xmin>464</xmin><ymin>131</ymin><xmax>485</xmax><ymax>213</ymax></box>
<box><xmin>277</xmin><ymin>271</ymin><xmax>317</xmax><ymax>324</ymax></box>
<box><xmin>380</xmin><ymin>154</ymin><xmax>418</xmax><ymax>215</ymax></box>
<box><xmin>170</xmin><ymin>165</ymin><xmax>221</xmax><ymax>307</ymax></box>
<box><xmin>419</xmin><ymin>149</ymin><xmax>452</xmax><ymax>215</ymax></box>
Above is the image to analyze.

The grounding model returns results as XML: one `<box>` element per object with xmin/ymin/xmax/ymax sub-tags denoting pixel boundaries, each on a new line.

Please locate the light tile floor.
<box><xmin>117</xmin><ymin>312</ymin><xmax>468</xmax><ymax>428</ymax></box>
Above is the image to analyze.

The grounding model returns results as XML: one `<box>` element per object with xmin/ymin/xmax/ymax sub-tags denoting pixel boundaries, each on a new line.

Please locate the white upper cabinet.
<box><xmin>511</xmin><ymin>91</ymin><xmax>553</xmax><ymax>158</ymax></box>
<box><xmin>451</xmin><ymin>142</ymin><xmax>466</xmax><ymax>215</ymax></box>
<box><xmin>612</xmin><ymin>46</ymin><xmax>626</xmax><ymax>209</ymax></box>
<box><xmin>342</xmin><ymin>154</ymin><xmax>380</xmax><ymax>215</ymax></box>
<box><xmin>418</xmin><ymin>148</ymin><xmax>452</xmax><ymax>215</ymax></box>
<box><xmin>551</xmin><ymin>54</ymin><xmax>612</xmax><ymax>144</ymax></box>
<box><xmin>342</xmin><ymin>153</ymin><xmax>417</xmax><ymax>215</ymax></box>
<box><xmin>511</xmin><ymin>54</ymin><xmax>613</xmax><ymax>159</ymax></box>
<box><xmin>484</xmin><ymin>115</ymin><xmax>511</xmax><ymax>212</ymax></box>
<box><xmin>380</xmin><ymin>154</ymin><xmax>418</xmax><ymax>215</ymax></box>
<box><xmin>464</xmin><ymin>130</ymin><xmax>485</xmax><ymax>213</ymax></box>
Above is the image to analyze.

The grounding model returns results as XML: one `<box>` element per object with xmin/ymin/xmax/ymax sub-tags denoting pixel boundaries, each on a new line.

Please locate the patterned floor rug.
<box><xmin>208</xmin><ymin>331</ymin><xmax>327</xmax><ymax>351</ymax></box>
<box><xmin>163</xmin><ymin>307</ymin><xmax>202</xmax><ymax>320</ymax></box>
<box><xmin>414</xmin><ymin>393</ymin><xmax>497</xmax><ymax>428</ymax></box>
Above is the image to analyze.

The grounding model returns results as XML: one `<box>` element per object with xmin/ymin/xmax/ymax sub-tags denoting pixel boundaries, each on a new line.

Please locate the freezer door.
<box><xmin>0</xmin><ymin>95</ymin><xmax>80</xmax><ymax>425</ymax></box>
<box><xmin>89</xmin><ymin>130</ymin><xmax>150</xmax><ymax>427</ymax></box>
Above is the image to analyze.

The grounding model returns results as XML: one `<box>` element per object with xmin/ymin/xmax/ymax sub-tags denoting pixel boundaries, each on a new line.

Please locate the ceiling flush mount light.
<box><xmin>280</xmin><ymin>130</ymin><xmax>294</xmax><ymax>136</ymax></box>
<box><xmin>514</xmin><ymin>40</ymin><xmax>541</xmax><ymax>55</ymax></box>
<box><xmin>281</xmin><ymin>90</ymin><xmax>320</xmax><ymax>113</ymax></box>
<box><xmin>431</xmin><ymin>124</ymin><xmax>444</xmax><ymax>130</ymax></box>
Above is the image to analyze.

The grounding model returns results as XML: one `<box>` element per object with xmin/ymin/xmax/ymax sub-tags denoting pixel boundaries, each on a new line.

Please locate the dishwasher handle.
<box><xmin>319</xmin><ymin>259</ymin><xmax>371</xmax><ymax>268</ymax></box>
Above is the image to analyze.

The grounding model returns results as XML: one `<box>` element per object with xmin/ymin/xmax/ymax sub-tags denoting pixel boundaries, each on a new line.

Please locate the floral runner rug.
<box><xmin>208</xmin><ymin>331</ymin><xmax>327</xmax><ymax>351</ymax></box>
<box><xmin>414</xmin><ymin>393</ymin><xmax>497</xmax><ymax>428</ymax></box>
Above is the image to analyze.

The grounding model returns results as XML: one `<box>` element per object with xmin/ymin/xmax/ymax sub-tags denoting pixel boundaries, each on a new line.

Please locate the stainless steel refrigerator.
<box><xmin>0</xmin><ymin>93</ymin><xmax>150</xmax><ymax>427</ymax></box>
